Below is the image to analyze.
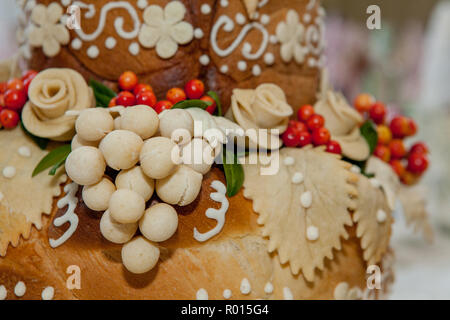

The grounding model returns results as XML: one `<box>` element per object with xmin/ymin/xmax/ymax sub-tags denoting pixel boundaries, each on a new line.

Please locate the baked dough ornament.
<box><xmin>242</xmin><ymin>146</ymin><xmax>358</xmax><ymax>281</ymax></box>
<box><xmin>353</xmin><ymin>175</ymin><xmax>393</xmax><ymax>266</ymax></box>
<box><xmin>241</xmin><ymin>0</ymin><xmax>259</xmax><ymax>19</ymax></box>
<box><xmin>366</xmin><ymin>157</ymin><xmax>401</xmax><ymax>210</ymax></box>
<box><xmin>0</xmin><ymin>127</ymin><xmax>66</xmax><ymax>256</ymax></box>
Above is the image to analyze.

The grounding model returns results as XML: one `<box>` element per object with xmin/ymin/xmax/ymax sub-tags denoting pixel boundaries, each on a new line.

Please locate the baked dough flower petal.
<box><xmin>294</xmin><ymin>45</ymin><xmax>306</xmax><ymax>64</ymax></box>
<box><xmin>42</xmin><ymin>37</ymin><xmax>61</xmax><ymax>58</ymax></box>
<box><xmin>164</xmin><ymin>0</ymin><xmax>186</xmax><ymax>24</ymax></box>
<box><xmin>50</xmin><ymin>24</ymin><xmax>70</xmax><ymax>45</ymax></box>
<box><xmin>27</xmin><ymin>25</ymin><xmax>44</xmax><ymax>47</ymax></box>
<box><xmin>156</xmin><ymin>35</ymin><xmax>178</xmax><ymax>59</ymax></box>
<box><xmin>47</xmin><ymin>2</ymin><xmax>64</xmax><ymax>24</ymax></box>
<box><xmin>334</xmin><ymin>127</ymin><xmax>370</xmax><ymax>161</ymax></box>
<box><xmin>138</xmin><ymin>25</ymin><xmax>160</xmax><ymax>48</ymax></box>
<box><xmin>276</xmin><ymin>21</ymin><xmax>290</xmax><ymax>44</ymax></box>
<box><xmin>170</xmin><ymin>21</ymin><xmax>194</xmax><ymax>45</ymax></box>
<box><xmin>280</xmin><ymin>41</ymin><xmax>294</xmax><ymax>63</ymax></box>
<box><xmin>31</xmin><ymin>4</ymin><xmax>47</xmax><ymax>26</ymax></box>
<box><xmin>143</xmin><ymin>5</ymin><xmax>164</xmax><ymax>27</ymax></box>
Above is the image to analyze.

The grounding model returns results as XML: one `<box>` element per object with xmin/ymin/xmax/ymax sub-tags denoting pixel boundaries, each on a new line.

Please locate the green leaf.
<box><xmin>89</xmin><ymin>79</ymin><xmax>117</xmax><ymax>107</ymax></box>
<box><xmin>222</xmin><ymin>148</ymin><xmax>245</xmax><ymax>197</ymax></box>
<box><xmin>207</xmin><ymin>90</ymin><xmax>222</xmax><ymax>116</ymax></box>
<box><xmin>32</xmin><ymin>144</ymin><xmax>71</xmax><ymax>177</ymax></box>
<box><xmin>20</xmin><ymin>120</ymin><xmax>49</xmax><ymax>150</ymax></box>
<box><xmin>49</xmin><ymin>157</ymin><xmax>67</xmax><ymax>176</ymax></box>
<box><xmin>360</xmin><ymin>120</ymin><xmax>378</xmax><ymax>155</ymax></box>
<box><xmin>172</xmin><ymin>99</ymin><xmax>212</xmax><ymax>110</ymax></box>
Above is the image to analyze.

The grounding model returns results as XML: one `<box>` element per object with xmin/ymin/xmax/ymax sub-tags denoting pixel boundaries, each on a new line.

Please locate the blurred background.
<box><xmin>1</xmin><ymin>0</ymin><xmax>449</xmax><ymax>299</ymax></box>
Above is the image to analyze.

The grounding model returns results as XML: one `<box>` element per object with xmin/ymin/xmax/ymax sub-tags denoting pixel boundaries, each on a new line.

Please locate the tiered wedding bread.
<box><xmin>0</xmin><ymin>0</ymin><xmax>395</xmax><ymax>300</ymax></box>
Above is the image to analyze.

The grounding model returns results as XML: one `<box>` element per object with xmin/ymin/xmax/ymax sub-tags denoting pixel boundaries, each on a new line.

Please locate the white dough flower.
<box><xmin>276</xmin><ymin>10</ymin><xmax>307</xmax><ymax>64</ymax></box>
<box><xmin>27</xmin><ymin>3</ymin><xmax>70</xmax><ymax>58</ymax></box>
<box><xmin>138</xmin><ymin>1</ymin><xmax>194</xmax><ymax>59</ymax></box>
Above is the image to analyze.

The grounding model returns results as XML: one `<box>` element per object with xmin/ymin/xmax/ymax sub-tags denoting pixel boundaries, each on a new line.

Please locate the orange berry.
<box><xmin>374</xmin><ymin>145</ymin><xmax>391</xmax><ymax>162</ymax></box>
<box><xmin>7</xmin><ymin>78</ymin><xmax>24</xmax><ymax>92</ymax></box>
<box><xmin>389</xmin><ymin>139</ymin><xmax>406</xmax><ymax>159</ymax></box>
<box><xmin>354</xmin><ymin>93</ymin><xmax>375</xmax><ymax>113</ymax></box>
<box><xmin>401</xmin><ymin>171</ymin><xmax>420</xmax><ymax>186</ymax></box>
<box><xmin>118</xmin><ymin>71</ymin><xmax>138</xmax><ymax>91</ymax></box>
<box><xmin>108</xmin><ymin>97</ymin><xmax>117</xmax><ymax>108</ymax></box>
<box><xmin>389</xmin><ymin>159</ymin><xmax>406</xmax><ymax>177</ymax></box>
<box><xmin>390</xmin><ymin>116</ymin><xmax>409</xmax><ymax>139</ymax></box>
<box><xmin>377</xmin><ymin>125</ymin><xmax>392</xmax><ymax>145</ymax></box>
<box><xmin>405</xmin><ymin>118</ymin><xmax>418</xmax><ymax>137</ymax></box>
<box><xmin>166</xmin><ymin>88</ymin><xmax>187</xmax><ymax>104</ymax></box>
<box><xmin>133</xmin><ymin>83</ymin><xmax>153</xmax><ymax>95</ymax></box>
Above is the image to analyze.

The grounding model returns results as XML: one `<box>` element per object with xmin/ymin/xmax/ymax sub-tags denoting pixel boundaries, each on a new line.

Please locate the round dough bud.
<box><xmin>156</xmin><ymin>165</ymin><xmax>202</xmax><ymax>206</ymax></box>
<box><xmin>100</xmin><ymin>210</ymin><xmax>138</xmax><ymax>244</ymax></box>
<box><xmin>140</xmin><ymin>137</ymin><xmax>180</xmax><ymax>179</ymax></box>
<box><xmin>76</xmin><ymin>108</ymin><xmax>114</xmax><ymax>142</ymax></box>
<box><xmin>66</xmin><ymin>146</ymin><xmax>105</xmax><ymax>186</ymax></box>
<box><xmin>71</xmin><ymin>134</ymin><xmax>99</xmax><ymax>150</ymax></box>
<box><xmin>122</xmin><ymin>236</ymin><xmax>160</xmax><ymax>274</ymax></box>
<box><xmin>139</xmin><ymin>203</ymin><xmax>178</xmax><ymax>242</ymax></box>
<box><xmin>181</xmin><ymin>138</ymin><xmax>214</xmax><ymax>175</ymax></box>
<box><xmin>82</xmin><ymin>177</ymin><xmax>116</xmax><ymax>211</ymax></box>
<box><xmin>120</xmin><ymin>105</ymin><xmax>159</xmax><ymax>139</ymax></box>
<box><xmin>115</xmin><ymin>166</ymin><xmax>154</xmax><ymax>201</ymax></box>
<box><xmin>109</xmin><ymin>189</ymin><xmax>145</xmax><ymax>224</ymax></box>
<box><xmin>160</xmin><ymin>109</ymin><xmax>194</xmax><ymax>144</ymax></box>
<box><xmin>99</xmin><ymin>130</ymin><xmax>143</xmax><ymax>170</ymax></box>
<box><xmin>114</xmin><ymin>117</ymin><xmax>121</xmax><ymax>130</ymax></box>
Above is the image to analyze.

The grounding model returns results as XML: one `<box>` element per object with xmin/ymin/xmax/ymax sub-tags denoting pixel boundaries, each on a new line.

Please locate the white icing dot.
<box><xmin>105</xmin><ymin>37</ymin><xmax>116</xmax><ymax>49</ymax></box>
<box><xmin>370</xmin><ymin>178</ymin><xmax>381</xmax><ymax>188</ymax></box>
<box><xmin>350</xmin><ymin>165</ymin><xmax>361</xmax><ymax>174</ymax></box>
<box><xmin>61</xmin><ymin>0</ymin><xmax>71</xmax><ymax>6</ymax></box>
<box><xmin>260</xmin><ymin>14</ymin><xmax>270</xmax><ymax>25</ymax></box>
<box><xmin>283</xmin><ymin>157</ymin><xmax>295</xmax><ymax>166</ymax></box>
<box><xmin>199</xmin><ymin>54</ymin><xmax>210</xmax><ymax>66</ymax></box>
<box><xmin>71</xmin><ymin>38</ymin><xmax>82</xmax><ymax>50</ymax></box>
<box><xmin>196</xmin><ymin>288</ymin><xmax>208</xmax><ymax>300</ymax></box>
<box><xmin>269</xmin><ymin>35</ymin><xmax>278</xmax><ymax>44</ymax></box>
<box><xmin>201</xmin><ymin>4</ymin><xmax>211</xmax><ymax>15</ymax></box>
<box><xmin>223</xmin><ymin>289</ymin><xmax>232</xmax><ymax>299</ymax></box>
<box><xmin>318</xmin><ymin>7</ymin><xmax>326</xmax><ymax>17</ymax></box>
<box><xmin>3</xmin><ymin>166</ymin><xmax>16</xmax><ymax>179</ymax></box>
<box><xmin>291</xmin><ymin>172</ymin><xmax>304</xmax><ymax>184</ymax></box>
<box><xmin>240</xmin><ymin>278</ymin><xmax>251</xmax><ymax>295</ymax></box>
<box><xmin>41</xmin><ymin>286</ymin><xmax>54</xmax><ymax>300</ymax></box>
<box><xmin>377</xmin><ymin>209</ymin><xmax>387</xmax><ymax>223</ymax></box>
<box><xmin>194</xmin><ymin>28</ymin><xmax>204</xmax><ymax>39</ymax></box>
<box><xmin>0</xmin><ymin>191</ymin><xmax>4</xmax><ymax>202</ymax></box>
<box><xmin>308</xmin><ymin>57</ymin><xmax>317</xmax><ymax>67</ymax></box>
<box><xmin>264</xmin><ymin>53</ymin><xmax>275</xmax><ymax>65</ymax></box>
<box><xmin>14</xmin><ymin>281</ymin><xmax>26</xmax><ymax>297</ymax></box>
<box><xmin>18</xmin><ymin>146</ymin><xmax>31</xmax><ymax>158</ymax></box>
<box><xmin>252</xmin><ymin>64</ymin><xmax>261</xmax><ymax>76</ymax></box>
<box><xmin>237</xmin><ymin>61</ymin><xmax>247</xmax><ymax>71</ymax></box>
<box><xmin>303</xmin><ymin>13</ymin><xmax>311</xmax><ymax>23</ymax></box>
<box><xmin>0</xmin><ymin>285</ymin><xmax>6</xmax><ymax>300</ymax></box>
<box><xmin>300</xmin><ymin>191</ymin><xmax>312</xmax><ymax>208</ymax></box>
<box><xmin>235</xmin><ymin>13</ymin><xmax>246</xmax><ymax>25</ymax></box>
<box><xmin>283</xmin><ymin>287</ymin><xmax>294</xmax><ymax>300</ymax></box>
<box><xmin>264</xmin><ymin>282</ymin><xmax>274</xmax><ymax>294</ymax></box>
<box><xmin>87</xmin><ymin>45</ymin><xmax>99</xmax><ymax>59</ymax></box>
<box><xmin>252</xmin><ymin>12</ymin><xmax>260</xmax><ymax>19</ymax></box>
<box><xmin>220</xmin><ymin>65</ymin><xmax>229</xmax><ymax>74</ymax></box>
<box><xmin>306</xmin><ymin>226</ymin><xmax>319</xmax><ymax>241</ymax></box>
<box><xmin>129</xmin><ymin>42</ymin><xmax>140</xmax><ymax>56</ymax></box>
<box><xmin>220</xmin><ymin>0</ymin><xmax>229</xmax><ymax>7</ymax></box>
<box><xmin>137</xmin><ymin>0</ymin><xmax>148</xmax><ymax>9</ymax></box>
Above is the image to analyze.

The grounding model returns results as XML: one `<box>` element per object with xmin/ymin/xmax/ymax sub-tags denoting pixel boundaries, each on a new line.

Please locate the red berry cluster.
<box><xmin>110</xmin><ymin>71</ymin><xmax>216</xmax><ymax>115</ymax></box>
<box><xmin>354</xmin><ymin>93</ymin><xmax>429</xmax><ymax>185</ymax></box>
<box><xmin>0</xmin><ymin>70</ymin><xmax>37</xmax><ymax>129</ymax></box>
<box><xmin>281</xmin><ymin>105</ymin><xmax>342</xmax><ymax>155</ymax></box>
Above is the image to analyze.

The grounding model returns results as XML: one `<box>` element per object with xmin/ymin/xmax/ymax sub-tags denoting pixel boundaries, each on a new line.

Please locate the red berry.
<box><xmin>298</xmin><ymin>131</ymin><xmax>312</xmax><ymax>147</ymax></box>
<box><xmin>133</xmin><ymin>83</ymin><xmax>153</xmax><ymax>95</ymax></box>
<box><xmin>389</xmin><ymin>116</ymin><xmax>409</xmax><ymax>139</ymax></box>
<box><xmin>0</xmin><ymin>82</ymin><xmax>6</xmax><ymax>94</ymax></box>
<box><xmin>369</xmin><ymin>101</ymin><xmax>387</xmax><ymax>124</ymax></box>
<box><xmin>407</xmin><ymin>153</ymin><xmax>429</xmax><ymax>174</ymax></box>
<box><xmin>4</xmin><ymin>89</ymin><xmax>27</xmax><ymax>111</ymax></box>
<box><xmin>282</xmin><ymin>127</ymin><xmax>301</xmax><ymax>147</ymax></box>
<box><xmin>354</xmin><ymin>93</ymin><xmax>375</xmax><ymax>113</ymax></box>
<box><xmin>306</xmin><ymin>114</ymin><xmax>325</xmax><ymax>130</ymax></box>
<box><xmin>108</xmin><ymin>97</ymin><xmax>117</xmax><ymax>108</ymax></box>
<box><xmin>297</xmin><ymin>105</ymin><xmax>315</xmax><ymax>122</ymax></box>
<box><xmin>389</xmin><ymin>139</ymin><xmax>406</xmax><ymax>159</ymax></box>
<box><xmin>185</xmin><ymin>79</ymin><xmax>205</xmax><ymax>99</ymax></box>
<box><xmin>200</xmin><ymin>96</ymin><xmax>217</xmax><ymax>114</ymax></box>
<box><xmin>116</xmin><ymin>91</ymin><xmax>136</xmax><ymax>107</ymax></box>
<box><xmin>288</xmin><ymin>120</ymin><xmax>308</xmax><ymax>134</ymax></box>
<box><xmin>374</xmin><ymin>145</ymin><xmax>391</xmax><ymax>162</ymax></box>
<box><xmin>312</xmin><ymin>127</ymin><xmax>330</xmax><ymax>146</ymax></box>
<box><xmin>410</xmin><ymin>142</ymin><xmax>429</xmax><ymax>155</ymax></box>
<box><xmin>167</xmin><ymin>88</ymin><xmax>187</xmax><ymax>104</ymax></box>
<box><xmin>0</xmin><ymin>94</ymin><xmax>4</xmax><ymax>107</ymax></box>
<box><xmin>390</xmin><ymin>159</ymin><xmax>406</xmax><ymax>177</ymax></box>
<box><xmin>0</xmin><ymin>109</ymin><xmax>20</xmax><ymax>129</ymax></box>
<box><xmin>7</xmin><ymin>78</ymin><xmax>24</xmax><ymax>92</ymax></box>
<box><xmin>405</xmin><ymin>118</ymin><xmax>418</xmax><ymax>137</ymax></box>
<box><xmin>136</xmin><ymin>90</ymin><xmax>157</xmax><ymax>107</ymax></box>
<box><xmin>401</xmin><ymin>171</ymin><xmax>420</xmax><ymax>185</ymax></box>
<box><xmin>153</xmin><ymin>100</ymin><xmax>173</xmax><ymax>114</ymax></box>
<box><xmin>326</xmin><ymin>140</ymin><xmax>342</xmax><ymax>155</ymax></box>
<box><xmin>118</xmin><ymin>71</ymin><xmax>138</xmax><ymax>91</ymax></box>
<box><xmin>21</xmin><ymin>70</ymin><xmax>38</xmax><ymax>81</ymax></box>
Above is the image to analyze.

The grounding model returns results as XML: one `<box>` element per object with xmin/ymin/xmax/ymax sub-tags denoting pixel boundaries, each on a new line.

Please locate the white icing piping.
<box><xmin>306</xmin><ymin>0</ymin><xmax>317</xmax><ymax>11</ymax></box>
<box><xmin>49</xmin><ymin>183</ymin><xmax>79</xmax><ymax>248</ymax></box>
<box><xmin>193</xmin><ymin>180</ymin><xmax>229</xmax><ymax>242</ymax></box>
<box><xmin>258</xmin><ymin>0</ymin><xmax>269</xmax><ymax>8</ymax></box>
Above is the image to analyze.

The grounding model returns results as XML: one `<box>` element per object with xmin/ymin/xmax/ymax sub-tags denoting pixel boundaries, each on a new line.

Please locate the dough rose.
<box><xmin>22</xmin><ymin>68</ymin><xmax>95</xmax><ymax>141</ymax></box>
<box><xmin>227</xmin><ymin>84</ymin><xmax>293</xmax><ymax>150</ymax></box>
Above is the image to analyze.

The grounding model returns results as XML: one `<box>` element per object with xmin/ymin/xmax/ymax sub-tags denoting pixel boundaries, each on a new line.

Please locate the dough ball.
<box><xmin>109</xmin><ymin>189</ymin><xmax>145</xmax><ymax>224</ymax></box>
<box><xmin>156</xmin><ymin>165</ymin><xmax>203</xmax><ymax>206</ymax></box>
<box><xmin>82</xmin><ymin>177</ymin><xmax>116</xmax><ymax>211</ymax></box>
<box><xmin>181</xmin><ymin>138</ymin><xmax>214</xmax><ymax>175</ymax></box>
<box><xmin>66</xmin><ymin>146</ymin><xmax>105</xmax><ymax>186</ymax></box>
<box><xmin>71</xmin><ymin>134</ymin><xmax>99</xmax><ymax>150</ymax></box>
<box><xmin>120</xmin><ymin>105</ymin><xmax>159</xmax><ymax>139</ymax></box>
<box><xmin>99</xmin><ymin>130</ymin><xmax>143</xmax><ymax>170</ymax></box>
<box><xmin>140</xmin><ymin>137</ymin><xmax>180</xmax><ymax>179</ymax></box>
<box><xmin>76</xmin><ymin>108</ymin><xmax>114</xmax><ymax>142</ymax></box>
<box><xmin>100</xmin><ymin>210</ymin><xmax>138</xmax><ymax>244</ymax></box>
<box><xmin>139</xmin><ymin>203</ymin><xmax>178</xmax><ymax>242</ymax></box>
<box><xmin>159</xmin><ymin>109</ymin><xmax>194</xmax><ymax>144</ymax></box>
<box><xmin>122</xmin><ymin>236</ymin><xmax>160</xmax><ymax>274</ymax></box>
<box><xmin>115</xmin><ymin>166</ymin><xmax>154</xmax><ymax>201</ymax></box>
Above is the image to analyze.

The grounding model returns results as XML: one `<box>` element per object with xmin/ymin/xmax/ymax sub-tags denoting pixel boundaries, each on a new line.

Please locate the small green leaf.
<box><xmin>89</xmin><ymin>79</ymin><xmax>117</xmax><ymax>107</ymax></box>
<box><xmin>222</xmin><ymin>149</ymin><xmax>245</xmax><ymax>197</ymax></box>
<box><xmin>49</xmin><ymin>157</ymin><xmax>67</xmax><ymax>176</ymax></box>
<box><xmin>172</xmin><ymin>99</ymin><xmax>212</xmax><ymax>110</ymax></box>
<box><xmin>360</xmin><ymin>120</ymin><xmax>378</xmax><ymax>155</ymax></box>
<box><xmin>32</xmin><ymin>144</ymin><xmax>71</xmax><ymax>177</ymax></box>
<box><xmin>207</xmin><ymin>90</ymin><xmax>222</xmax><ymax>116</ymax></box>
<box><xmin>20</xmin><ymin>120</ymin><xmax>49</xmax><ymax>150</ymax></box>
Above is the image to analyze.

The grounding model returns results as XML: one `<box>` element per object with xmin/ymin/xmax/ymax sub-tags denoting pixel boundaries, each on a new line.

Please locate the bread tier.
<box><xmin>20</xmin><ymin>0</ymin><xmax>324</xmax><ymax>113</ymax></box>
